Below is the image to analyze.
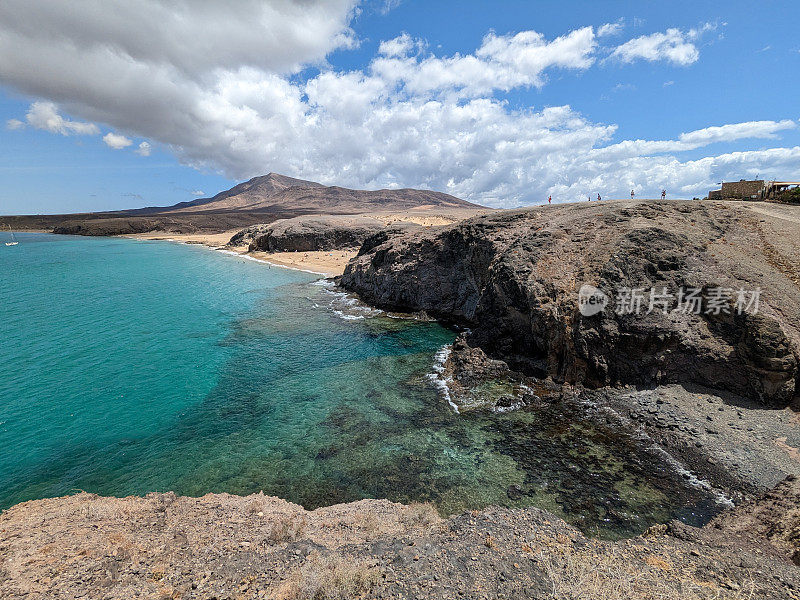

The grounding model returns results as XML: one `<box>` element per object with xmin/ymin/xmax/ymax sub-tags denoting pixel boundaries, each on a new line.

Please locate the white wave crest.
<box><xmin>426</xmin><ymin>344</ymin><xmax>458</xmax><ymax>413</ymax></box>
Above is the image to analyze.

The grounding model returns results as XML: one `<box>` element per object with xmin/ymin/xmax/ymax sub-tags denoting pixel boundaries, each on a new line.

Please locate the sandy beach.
<box><xmin>124</xmin><ymin>229</ymin><xmax>357</xmax><ymax>276</ymax></box>
<box><xmin>247</xmin><ymin>249</ymin><xmax>357</xmax><ymax>277</ymax></box>
<box><xmin>119</xmin><ymin>207</ymin><xmax>492</xmax><ymax>277</ymax></box>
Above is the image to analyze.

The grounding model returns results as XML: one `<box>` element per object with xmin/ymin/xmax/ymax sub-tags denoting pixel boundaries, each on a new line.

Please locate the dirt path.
<box><xmin>733</xmin><ymin>201</ymin><xmax>800</xmax><ymax>225</ymax></box>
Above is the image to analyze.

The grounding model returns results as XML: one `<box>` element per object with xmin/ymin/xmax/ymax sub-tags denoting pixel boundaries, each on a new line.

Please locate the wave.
<box><xmin>324</xmin><ymin>289</ymin><xmax>384</xmax><ymax>321</ymax></box>
<box><xmin>214</xmin><ymin>248</ymin><xmax>330</xmax><ymax>275</ymax></box>
<box><xmin>426</xmin><ymin>344</ymin><xmax>458</xmax><ymax>413</ymax></box>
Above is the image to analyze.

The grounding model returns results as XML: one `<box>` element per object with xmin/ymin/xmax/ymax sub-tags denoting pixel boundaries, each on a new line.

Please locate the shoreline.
<box><xmin>122</xmin><ymin>230</ymin><xmax>356</xmax><ymax>277</ymax></box>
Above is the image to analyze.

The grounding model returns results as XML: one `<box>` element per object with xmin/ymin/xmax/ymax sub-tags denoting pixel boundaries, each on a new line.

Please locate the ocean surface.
<box><xmin>0</xmin><ymin>232</ymin><xmax>722</xmax><ymax>538</ymax></box>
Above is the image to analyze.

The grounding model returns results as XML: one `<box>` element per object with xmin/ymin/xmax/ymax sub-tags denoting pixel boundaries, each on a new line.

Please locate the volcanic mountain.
<box><xmin>161</xmin><ymin>173</ymin><xmax>479</xmax><ymax>214</ymax></box>
<box><xmin>6</xmin><ymin>173</ymin><xmax>483</xmax><ymax>236</ymax></box>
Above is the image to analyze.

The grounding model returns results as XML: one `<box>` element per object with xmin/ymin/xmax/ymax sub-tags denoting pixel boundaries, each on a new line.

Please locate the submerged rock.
<box><xmin>431</xmin><ymin>334</ymin><xmax>557</xmax><ymax>413</ymax></box>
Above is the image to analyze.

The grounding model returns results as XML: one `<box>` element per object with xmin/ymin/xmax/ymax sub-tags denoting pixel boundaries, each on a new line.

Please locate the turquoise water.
<box><xmin>0</xmin><ymin>233</ymin><xmax>720</xmax><ymax>538</ymax></box>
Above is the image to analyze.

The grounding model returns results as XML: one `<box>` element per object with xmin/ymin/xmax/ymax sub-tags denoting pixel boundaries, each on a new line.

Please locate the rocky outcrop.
<box><xmin>50</xmin><ymin>212</ymin><xmax>271</xmax><ymax>236</ymax></box>
<box><xmin>248</xmin><ymin>215</ymin><xmax>420</xmax><ymax>253</ymax></box>
<box><xmin>2</xmin><ymin>484</ymin><xmax>799</xmax><ymax>599</ymax></box>
<box><xmin>227</xmin><ymin>223</ymin><xmax>273</xmax><ymax>247</ymax></box>
<box><xmin>52</xmin><ymin>218</ymin><xmax>168</xmax><ymax>236</ymax></box>
<box><xmin>341</xmin><ymin>200</ymin><xmax>800</xmax><ymax>405</ymax></box>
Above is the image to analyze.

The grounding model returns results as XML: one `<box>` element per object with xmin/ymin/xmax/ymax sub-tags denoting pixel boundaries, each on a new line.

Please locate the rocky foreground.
<box><xmin>1</xmin><ymin>478</ymin><xmax>799</xmax><ymax>600</ymax></box>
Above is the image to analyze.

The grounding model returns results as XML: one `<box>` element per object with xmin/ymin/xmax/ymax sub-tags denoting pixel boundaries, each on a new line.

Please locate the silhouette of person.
<box><xmin>630</xmin><ymin>189</ymin><xmax>635</xmax><ymax>199</ymax></box>
<box><xmin>661</xmin><ymin>189</ymin><xmax>666</xmax><ymax>200</ymax></box>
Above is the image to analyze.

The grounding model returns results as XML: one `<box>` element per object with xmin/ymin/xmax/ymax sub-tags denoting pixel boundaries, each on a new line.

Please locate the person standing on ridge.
<box><xmin>597</xmin><ymin>193</ymin><xmax>601</xmax><ymax>202</ymax></box>
<box><xmin>548</xmin><ymin>195</ymin><xmax>551</xmax><ymax>204</ymax></box>
<box><xmin>661</xmin><ymin>189</ymin><xmax>666</xmax><ymax>200</ymax></box>
<box><xmin>631</xmin><ymin>189</ymin><xmax>635</xmax><ymax>199</ymax></box>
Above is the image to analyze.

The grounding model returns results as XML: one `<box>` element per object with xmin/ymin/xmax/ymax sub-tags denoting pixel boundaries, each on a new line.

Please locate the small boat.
<box><xmin>5</xmin><ymin>225</ymin><xmax>18</xmax><ymax>246</ymax></box>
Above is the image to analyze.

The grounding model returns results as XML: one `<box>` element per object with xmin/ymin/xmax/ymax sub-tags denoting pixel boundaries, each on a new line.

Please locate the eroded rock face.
<box><xmin>248</xmin><ymin>215</ymin><xmax>413</xmax><ymax>253</ymax></box>
<box><xmin>341</xmin><ymin>201</ymin><xmax>800</xmax><ymax>405</ymax></box>
<box><xmin>228</xmin><ymin>223</ymin><xmax>273</xmax><ymax>247</ymax></box>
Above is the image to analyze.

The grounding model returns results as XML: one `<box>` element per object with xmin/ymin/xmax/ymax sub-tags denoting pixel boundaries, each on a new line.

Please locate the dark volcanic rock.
<box><xmin>52</xmin><ymin>218</ymin><xmax>171</xmax><ymax>236</ymax></box>
<box><xmin>249</xmin><ymin>215</ymin><xmax>420</xmax><ymax>253</ymax></box>
<box><xmin>341</xmin><ymin>200</ymin><xmax>800</xmax><ymax>405</ymax></box>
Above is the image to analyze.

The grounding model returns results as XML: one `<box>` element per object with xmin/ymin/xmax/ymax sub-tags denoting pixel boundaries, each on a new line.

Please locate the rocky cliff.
<box><xmin>243</xmin><ymin>215</ymin><xmax>419</xmax><ymax>253</ymax></box>
<box><xmin>341</xmin><ymin>200</ymin><xmax>800</xmax><ymax>406</ymax></box>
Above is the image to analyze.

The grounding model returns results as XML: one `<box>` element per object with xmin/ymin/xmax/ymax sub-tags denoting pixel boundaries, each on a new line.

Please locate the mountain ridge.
<box><xmin>160</xmin><ymin>172</ymin><xmax>481</xmax><ymax>214</ymax></box>
<box><xmin>6</xmin><ymin>173</ymin><xmax>485</xmax><ymax>236</ymax></box>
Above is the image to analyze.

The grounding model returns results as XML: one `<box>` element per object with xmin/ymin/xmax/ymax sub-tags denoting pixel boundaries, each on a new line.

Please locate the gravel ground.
<box><xmin>2</xmin><ymin>486</ymin><xmax>799</xmax><ymax>600</ymax></box>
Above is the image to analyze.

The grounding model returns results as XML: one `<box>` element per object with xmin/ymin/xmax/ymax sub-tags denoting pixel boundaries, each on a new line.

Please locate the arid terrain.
<box><xmin>1</xmin><ymin>477</ymin><xmax>798</xmax><ymax>600</ymax></box>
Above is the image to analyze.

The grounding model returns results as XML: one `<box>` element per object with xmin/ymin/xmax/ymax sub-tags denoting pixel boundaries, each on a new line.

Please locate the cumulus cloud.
<box><xmin>135</xmin><ymin>141</ymin><xmax>152</xmax><ymax>157</ymax></box>
<box><xmin>191</xmin><ymin>190</ymin><xmax>205</xmax><ymax>197</ymax></box>
<box><xmin>0</xmin><ymin>0</ymin><xmax>357</xmax><ymax>80</ymax></box>
<box><xmin>610</xmin><ymin>24</ymin><xmax>715</xmax><ymax>65</ymax></box>
<box><xmin>370</xmin><ymin>27</ymin><xmax>598</xmax><ymax>96</ymax></box>
<box><xmin>0</xmin><ymin>3</ymin><xmax>796</xmax><ymax>206</ymax></box>
<box><xmin>6</xmin><ymin>118</ymin><xmax>25</xmax><ymax>130</ymax></box>
<box><xmin>24</xmin><ymin>101</ymin><xmax>99</xmax><ymax>135</ymax></box>
<box><xmin>597</xmin><ymin>21</ymin><xmax>624</xmax><ymax>37</ymax></box>
<box><xmin>103</xmin><ymin>132</ymin><xmax>133</xmax><ymax>150</ymax></box>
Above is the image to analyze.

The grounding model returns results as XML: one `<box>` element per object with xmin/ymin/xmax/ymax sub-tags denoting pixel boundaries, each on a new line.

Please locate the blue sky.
<box><xmin>1</xmin><ymin>0</ymin><xmax>798</xmax><ymax>214</ymax></box>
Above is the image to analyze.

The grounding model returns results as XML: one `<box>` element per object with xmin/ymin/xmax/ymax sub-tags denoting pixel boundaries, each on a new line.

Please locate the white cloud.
<box><xmin>103</xmin><ymin>132</ymin><xmax>133</xmax><ymax>149</ymax></box>
<box><xmin>381</xmin><ymin>0</ymin><xmax>402</xmax><ymax>15</ymax></box>
<box><xmin>191</xmin><ymin>190</ymin><xmax>205</xmax><ymax>197</ymax></box>
<box><xmin>6</xmin><ymin>118</ymin><xmax>25</xmax><ymax>130</ymax></box>
<box><xmin>370</xmin><ymin>27</ymin><xmax>598</xmax><ymax>96</ymax></box>
<box><xmin>610</xmin><ymin>24</ymin><xmax>715</xmax><ymax>65</ymax></box>
<box><xmin>597</xmin><ymin>21</ymin><xmax>624</xmax><ymax>37</ymax></box>
<box><xmin>0</xmin><ymin>0</ymin><xmax>358</xmax><ymax>80</ymax></box>
<box><xmin>0</xmin><ymin>5</ymin><xmax>796</xmax><ymax>206</ymax></box>
<box><xmin>678</xmin><ymin>120</ymin><xmax>796</xmax><ymax>145</ymax></box>
<box><xmin>24</xmin><ymin>101</ymin><xmax>99</xmax><ymax>135</ymax></box>
<box><xmin>378</xmin><ymin>33</ymin><xmax>418</xmax><ymax>57</ymax></box>
<box><xmin>135</xmin><ymin>141</ymin><xmax>152</xmax><ymax>156</ymax></box>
